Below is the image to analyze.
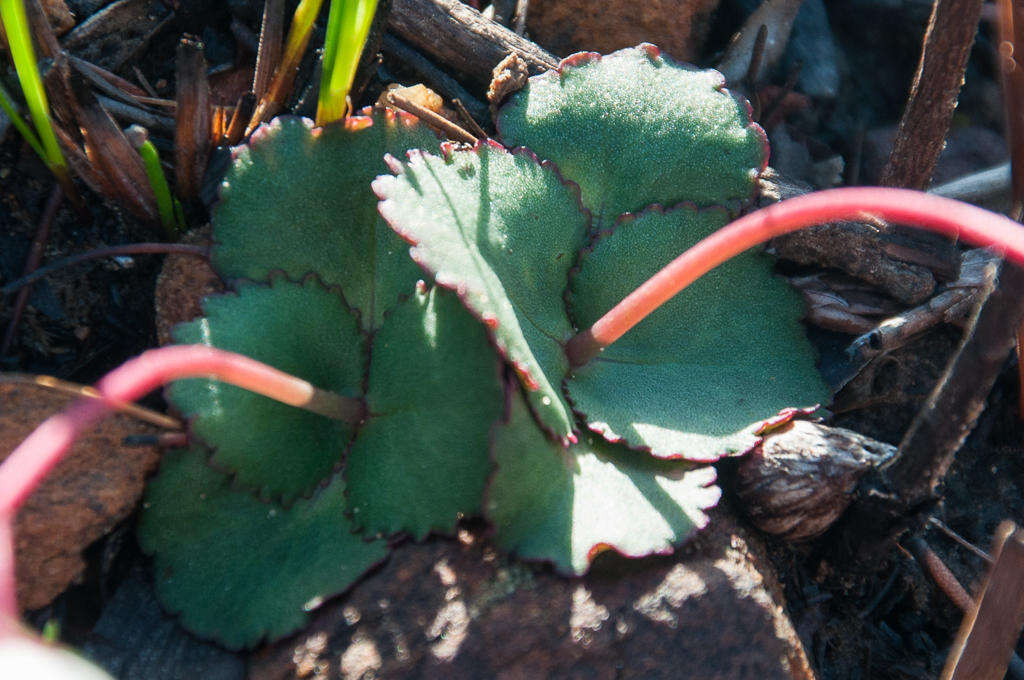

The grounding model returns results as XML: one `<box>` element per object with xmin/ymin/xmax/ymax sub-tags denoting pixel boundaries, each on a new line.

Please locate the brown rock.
<box><xmin>250</xmin><ymin>503</ymin><xmax>815</xmax><ymax>680</ymax></box>
<box><xmin>0</xmin><ymin>382</ymin><xmax>161</xmax><ymax>610</ymax></box>
<box><xmin>525</xmin><ymin>0</ymin><xmax>721</xmax><ymax>63</ymax></box>
<box><xmin>153</xmin><ymin>227</ymin><xmax>222</xmax><ymax>346</ymax></box>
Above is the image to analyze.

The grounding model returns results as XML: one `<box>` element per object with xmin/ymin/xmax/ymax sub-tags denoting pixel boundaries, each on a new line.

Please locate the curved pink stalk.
<box><xmin>566</xmin><ymin>187</ymin><xmax>1024</xmax><ymax>366</ymax></box>
<box><xmin>0</xmin><ymin>344</ymin><xmax>363</xmax><ymax>628</ymax></box>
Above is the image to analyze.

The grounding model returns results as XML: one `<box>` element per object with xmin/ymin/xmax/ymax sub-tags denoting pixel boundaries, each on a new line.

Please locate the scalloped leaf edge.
<box><xmin>493</xmin><ymin>42</ymin><xmax>771</xmax><ymax>213</ymax></box>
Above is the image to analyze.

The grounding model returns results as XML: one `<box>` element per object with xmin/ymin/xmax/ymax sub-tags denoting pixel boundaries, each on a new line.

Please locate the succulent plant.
<box><xmin>136</xmin><ymin>44</ymin><xmax>830</xmax><ymax>648</ymax></box>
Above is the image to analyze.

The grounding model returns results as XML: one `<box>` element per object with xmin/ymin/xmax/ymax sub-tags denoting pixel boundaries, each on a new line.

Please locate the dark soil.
<box><xmin>1</xmin><ymin>1</ymin><xmax>1022</xmax><ymax>678</ymax></box>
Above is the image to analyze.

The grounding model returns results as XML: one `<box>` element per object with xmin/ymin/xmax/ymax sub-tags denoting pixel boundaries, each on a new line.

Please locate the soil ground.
<box><xmin>1</xmin><ymin>1</ymin><xmax>1021</xmax><ymax>678</ymax></box>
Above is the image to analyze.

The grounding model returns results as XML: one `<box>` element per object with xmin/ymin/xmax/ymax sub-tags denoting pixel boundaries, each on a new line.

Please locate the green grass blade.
<box><xmin>0</xmin><ymin>0</ymin><xmax>68</xmax><ymax>174</ymax></box>
<box><xmin>284</xmin><ymin>0</ymin><xmax>327</xmax><ymax>65</ymax></box>
<box><xmin>0</xmin><ymin>79</ymin><xmax>46</xmax><ymax>161</ymax></box>
<box><xmin>319</xmin><ymin>0</ymin><xmax>345</xmax><ymax>109</ymax></box>
<box><xmin>126</xmin><ymin>123</ymin><xmax>181</xmax><ymax>235</ymax></box>
<box><xmin>316</xmin><ymin>0</ymin><xmax>378</xmax><ymax>125</ymax></box>
<box><xmin>137</xmin><ymin>139</ymin><xmax>180</xmax><ymax>236</ymax></box>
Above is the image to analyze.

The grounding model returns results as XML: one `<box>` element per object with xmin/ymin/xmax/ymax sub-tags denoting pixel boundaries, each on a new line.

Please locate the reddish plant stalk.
<box><xmin>566</xmin><ymin>187</ymin><xmax>1024</xmax><ymax>366</ymax></box>
<box><xmin>0</xmin><ymin>344</ymin><xmax>364</xmax><ymax>628</ymax></box>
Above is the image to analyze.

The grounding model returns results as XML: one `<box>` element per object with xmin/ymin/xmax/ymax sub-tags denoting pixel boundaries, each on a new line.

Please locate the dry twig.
<box><xmin>877</xmin><ymin>0</ymin><xmax>984</xmax><ymax>280</ymax></box>
<box><xmin>381</xmin><ymin>33</ymin><xmax>490</xmax><ymax>124</ymax></box>
<box><xmin>388</xmin><ymin>0</ymin><xmax>558</xmax><ymax>89</ymax></box>
<box><xmin>386</xmin><ymin>91</ymin><xmax>477</xmax><ymax>143</ymax></box>
<box><xmin>880</xmin><ymin>0</ymin><xmax>985</xmax><ymax>191</ymax></box>
<box><xmin>942</xmin><ymin>523</ymin><xmax>1024</xmax><ymax>680</ymax></box>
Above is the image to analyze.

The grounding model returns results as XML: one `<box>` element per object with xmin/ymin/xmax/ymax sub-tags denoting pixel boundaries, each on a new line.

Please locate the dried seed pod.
<box><xmin>735</xmin><ymin>420</ymin><xmax>895</xmax><ymax>541</ymax></box>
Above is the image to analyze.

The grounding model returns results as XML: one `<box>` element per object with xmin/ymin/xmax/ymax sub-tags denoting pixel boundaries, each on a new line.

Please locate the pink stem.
<box><xmin>566</xmin><ymin>187</ymin><xmax>1024</xmax><ymax>366</ymax></box>
<box><xmin>0</xmin><ymin>344</ymin><xmax>363</xmax><ymax>626</ymax></box>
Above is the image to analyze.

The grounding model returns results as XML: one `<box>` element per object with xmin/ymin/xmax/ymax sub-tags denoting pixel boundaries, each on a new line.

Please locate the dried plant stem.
<box><xmin>248</xmin><ymin>0</ymin><xmax>327</xmax><ymax>133</ymax></box>
<box><xmin>942</xmin><ymin>523</ymin><xmax>1024</xmax><ymax>680</ymax></box>
<box><xmin>380</xmin><ymin>34</ymin><xmax>489</xmax><ymax>124</ymax></box>
<box><xmin>996</xmin><ymin>0</ymin><xmax>1024</xmax><ymax>420</ymax></box>
<box><xmin>878</xmin><ymin>0</ymin><xmax>984</xmax><ymax>280</ymax></box>
<box><xmin>906</xmin><ymin>537</ymin><xmax>1024</xmax><ymax>677</ymax></box>
<box><xmin>907</xmin><ymin>536</ymin><xmax>975</xmax><ymax>612</ymax></box>
<box><xmin>512</xmin><ymin>0</ymin><xmax>528</xmax><ymax>35</ymax></box>
<box><xmin>879</xmin><ymin>0</ymin><xmax>984</xmax><ymax>191</ymax></box>
<box><xmin>999</xmin><ymin>0</ymin><xmax>1024</xmax><ymax>217</ymax></box>
<box><xmin>716</xmin><ymin>0</ymin><xmax>803</xmax><ymax>85</ymax></box>
<box><xmin>0</xmin><ymin>374</ymin><xmax>182</xmax><ymax>430</ymax></box>
<box><xmin>225</xmin><ymin>92</ymin><xmax>257</xmax><ymax>146</ymax></box>
<box><xmin>452</xmin><ymin>98</ymin><xmax>488</xmax><ymax>138</ymax></box>
<box><xmin>849</xmin><ymin>0</ymin><xmax>1024</xmax><ymax>535</ymax></box>
<box><xmin>388</xmin><ymin>0</ymin><xmax>557</xmax><ymax>89</ymax></box>
<box><xmin>386</xmin><ymin>91</ymin><xmax>477</xmax><ymax>143</ymax></box>
<box><xmin>884</xmin><ymin>258</ymin><xmax>1024</xmax><ymax>507</ymax></box>
<box><xmin>566</xmin><ymin>188</ymin><xmax>1024</xmax><ymax>366</ymax></box>
<box><xmin>929</xmin><ymin>517</ymin><xmax>993</xmax><ymax>564</ymax></box>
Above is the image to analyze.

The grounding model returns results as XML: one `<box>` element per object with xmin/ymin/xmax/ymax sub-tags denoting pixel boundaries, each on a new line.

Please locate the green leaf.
<box><xmin>374</xmin><ymin>142</ymin><xmax>588</xmax><ymax>443</ymax></box>
<box><xmin>486</xmin><ymin>392</ymin><xmax>720</xmax><ymax>575</ymax></box>
<box><xmin>213</xmin><ymin>113</ymin><xmax>436</xmax><ymax>329</ymax></box>
<box><xmin>139</xmin><ymin>447</ymin><xmax>387</xmax><ymax>650</ymax></box>
<box><xmin>169</xmin><ymin>277</ymin><xmax>365</xmax><ymax>503</ymax></box>
<box><xmin>345</xmin><ymin>286</ymin><xmax>504</xmax><ymax>539</ymax></box>
<box><xmin>496</xmin><ymin>44</ymin><xmax>767</xmax><ymax>227</ymax></box>
<box><xmin>566</xmin><ymin>206</ymin><xmax>830</xmax><ymax>460</ymax></box>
